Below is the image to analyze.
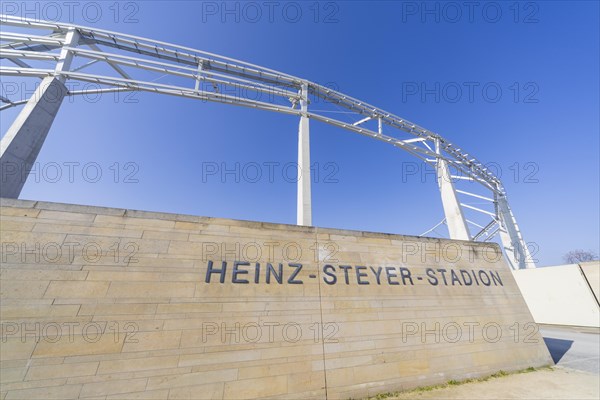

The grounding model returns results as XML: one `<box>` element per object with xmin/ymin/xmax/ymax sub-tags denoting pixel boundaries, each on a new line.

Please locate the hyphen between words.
<box><xmin>204</xmin><ymin>261</ymin><xmax>504</xmax><ymax>287</ymax></box>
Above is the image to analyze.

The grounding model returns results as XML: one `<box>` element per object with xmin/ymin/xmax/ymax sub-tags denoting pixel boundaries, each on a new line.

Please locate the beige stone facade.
<box><xmin>0</xmin><ymin>199</ymin><xmax>552</xmax><ymax>399</ymax></box>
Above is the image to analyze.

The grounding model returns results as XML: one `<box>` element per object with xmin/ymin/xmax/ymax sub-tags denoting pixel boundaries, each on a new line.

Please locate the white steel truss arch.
<box><xmin>0</xmin><ymin>15</ymin><xmax>534</xmax><ymax>269</ymax></box>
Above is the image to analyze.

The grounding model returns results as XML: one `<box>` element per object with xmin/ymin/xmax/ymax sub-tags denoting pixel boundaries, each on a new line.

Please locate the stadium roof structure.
<box><xmin>0</xmin><ymin>15</ymin><xmax>534</xmax><ymax>269</ymax></box>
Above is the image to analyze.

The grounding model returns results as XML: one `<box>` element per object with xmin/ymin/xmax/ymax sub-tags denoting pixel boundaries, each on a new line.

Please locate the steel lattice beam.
<box><xmin>0</xmin><ymin>14</ymin><xmax>535</xmax><ymax>269</ymax></box>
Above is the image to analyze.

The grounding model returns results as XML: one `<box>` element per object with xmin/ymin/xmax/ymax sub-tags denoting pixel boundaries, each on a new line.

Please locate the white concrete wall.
<box><xmin>513</xmin><ymin>263</ymin><xmax>600</xmax><ymax>328</ymax></box>
<box><xmin>580</xmin><ymin>261</ymin><xmax>600</xmax><ymax>303</ymax></box>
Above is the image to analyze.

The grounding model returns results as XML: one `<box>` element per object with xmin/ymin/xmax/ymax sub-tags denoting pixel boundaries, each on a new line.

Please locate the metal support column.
<box><xmin>496</xmin><ymin>193</ymin><xmax>535</xmax><ymax>269</ymax></box>
<box><xmin>435</xmin><ymin>139</ymin><xmax>470</xmax><ymax>240</ymax></box>
<box><xmin>296</xmin><ymin>83</ymin><xmax>312</xmax><ymax>226</ymax></box>
<box><xmin>54</xmin><ymin>28</ymin><xmax>79</xmax><ymax>82</ymax></box>
<box><xmin>0</xmin><ymin>28</ymin><xmax>79</xmax><ymax>198</ymax></box>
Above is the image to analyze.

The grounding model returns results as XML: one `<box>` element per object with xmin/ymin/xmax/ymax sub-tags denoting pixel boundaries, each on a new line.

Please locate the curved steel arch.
<box><xmin>0</xmin><ymin>15</ymin><xmax>534</xmax><ymax>269</ymax></box>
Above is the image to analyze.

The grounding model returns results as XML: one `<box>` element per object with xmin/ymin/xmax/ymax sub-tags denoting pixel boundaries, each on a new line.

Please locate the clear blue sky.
<box><xmin>1</xmin><ymin>1</ymin><xmax>598</xmax><ymax>266</ymax></box>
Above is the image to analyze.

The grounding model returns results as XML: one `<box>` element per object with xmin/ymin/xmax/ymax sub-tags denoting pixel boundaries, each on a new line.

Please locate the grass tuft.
<box><xmin>365</xmin><ymin>365</ymin><xmax>552</xmax><ymax>400</ymax></box>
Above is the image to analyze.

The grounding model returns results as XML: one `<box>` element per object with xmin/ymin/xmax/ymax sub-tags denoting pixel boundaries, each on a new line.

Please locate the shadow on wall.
<box><xmin>543</xmin><ymin>337</ymin><xmax>574</xmax><ymax>363</ymax></box>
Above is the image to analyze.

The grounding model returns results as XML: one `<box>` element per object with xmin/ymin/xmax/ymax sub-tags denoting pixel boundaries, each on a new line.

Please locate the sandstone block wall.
<box><xmin>0</xmin><ymin>199</ymin><xmax>552</xmax><ymax>399</ymax></box>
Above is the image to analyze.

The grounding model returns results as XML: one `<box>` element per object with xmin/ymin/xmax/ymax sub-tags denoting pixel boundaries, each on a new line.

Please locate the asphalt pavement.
<box><xmin>541</xmin><ymin>325</ymin><xmax>599</xmax><ymax>374</ymax></box>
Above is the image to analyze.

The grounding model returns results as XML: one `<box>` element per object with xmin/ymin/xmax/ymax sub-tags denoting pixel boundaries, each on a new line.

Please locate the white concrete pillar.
<box><xmin>0</xmin><ymin>77</ymin><xmax>68</xmax><ymax>198</ymax></box>
<box><xmin>0</xmin><ymin>28</ymin><xmax>78</xmax><ymax>199</ymax></box>
<box><xmin>435</xmin><ymin>140</ymin><xmax>470</xmax><ymax>240</ymax></box>
<box><xmin>297</xmin><ymin>83</ymin><xmax>312</xmax><ymax>226</ymax></box>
